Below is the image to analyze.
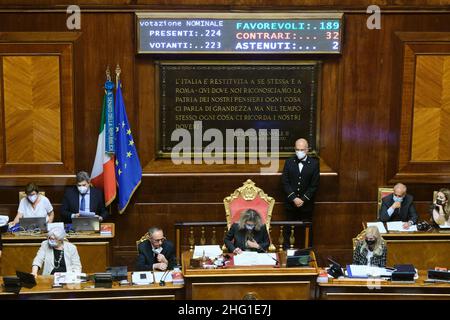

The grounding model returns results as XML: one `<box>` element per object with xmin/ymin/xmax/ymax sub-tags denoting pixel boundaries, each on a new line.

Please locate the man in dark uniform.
<box><xmin>136</xmin><ymin>226</ymin><xmax>176</xmax><ymax>271</ymax></box>
<box><xmin>281</xmin><ymin>138</ymin><xmax>320</xmax><ymax>247</ymax></box>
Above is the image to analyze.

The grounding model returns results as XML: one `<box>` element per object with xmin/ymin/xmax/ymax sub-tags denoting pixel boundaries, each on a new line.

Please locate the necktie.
<box><xmin>80</xmin><ymin>194</ymin><xmax>86</xmax><ymax>212</ymax></box>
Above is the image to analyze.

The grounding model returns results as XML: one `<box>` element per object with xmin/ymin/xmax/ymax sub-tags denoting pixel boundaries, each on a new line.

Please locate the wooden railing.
<box><xmin>174</xmin><ymin>221</ymin><xmax>312</xmax><ymax>262</ymax></box>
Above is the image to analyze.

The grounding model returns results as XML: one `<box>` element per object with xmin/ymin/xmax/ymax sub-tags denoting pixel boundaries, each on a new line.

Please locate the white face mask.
<box><xmin>296</xmin><ymin>150</ymin><xmax>306</xmax><ymax>160</ymax></box>
<box><xmin>27</xmin><ymin>194</ymin><xmax>38</xmax><ymax>203</ymax></box>
<box><xmin>78</xmin><ymin>186</ymin><xmax>88</xmax><ymax>194</ymax></box>
<box><xmin>152</xmin><ymin>247</ymin><xmax>163</xmax><ymax>254</ymax></box>
<box><xmin>48</xmin><ymin>239</ymin><xmax>58</xmax><ymax>248</ymax></box>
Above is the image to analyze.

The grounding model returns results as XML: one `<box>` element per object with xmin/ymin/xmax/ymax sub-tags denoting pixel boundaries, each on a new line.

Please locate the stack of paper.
<box><xmin>53</xmin><ymin>272</ymin><xmax>87</xmax><ymax>284</ymax></box>
<box><xmin>154</xmin><ymin>271</ymin><xmax>173</xmax><ymax>283</ymax></box>
<box><xmin>386</xmin><ymin>221</ymin><xmax>417</xmax><ymax>232</ymax></box>
<box><xmin>131</xmin><ymin>271</ymin><xmax>153</xmax><ymax>285</ymax></box>
<box><xmin>233</xmin><ymin>252</ymin><xmax>277</xmax><ymax>266</ymax></box>
<box><xmin>366</xmin><ymin>222</ymin><xmax>387</xmax><ymax>234</ymax></box>
<box><xmin>79</xmin><ymin>211</ymin><xmax>96</xmax><ymax>217</ymax></box>
<box><xmin>346</xmin><ymin>265</ymin><xmax>394</xmax><ymax>278</ymax></box>
<box><xmin>193</xmin><ymin>245</ymin><xmax>223</xmax><ymax>259</ymax></box>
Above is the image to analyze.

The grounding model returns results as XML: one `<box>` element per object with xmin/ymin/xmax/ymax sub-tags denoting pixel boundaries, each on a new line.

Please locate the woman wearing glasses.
<box><xmin>31</xmin><ymin>226</ymin><xmax>81</xmax><ymax>277</ymax></box>
<box><xmin>136</xmin><ymin>226</ymin><xmax>176</xmax><ymax>271</ymax></box>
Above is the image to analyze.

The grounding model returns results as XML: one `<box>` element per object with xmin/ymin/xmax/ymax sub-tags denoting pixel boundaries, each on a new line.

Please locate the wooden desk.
<box><xmin>361</xmin><ymin>223</ymin><xmax>450</xmax><ymax>269</ymax></box>
<box><xmin>1</xmin><ymin>223</ymin><xmax>115</xmax><ymax>275</ymax></box>
<box><xmin>182</xmin><ymin>251</ymin><xmax>318</xmax><ymax>300</ymax></box>
<box><xmin>0</xmin><ymin>272</ymin><xmax>183</xmax><ymax>300</ymax></box>
<box><xmin>318</xmin><ymin>271</ymin><xmax>450</xmax><ymax>300</ymax></box>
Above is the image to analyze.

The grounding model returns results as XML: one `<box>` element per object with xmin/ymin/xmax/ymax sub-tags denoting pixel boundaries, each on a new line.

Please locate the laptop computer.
<box><xmin>428</xmin><ymin>269</ymin><xmax>450</xmax><ymax>282</ymax></box>
<box><xmin>327</xmin><ymin>257</ymin><xmax>344</xmax><ymax>278</ymax></box>
<box><xmin>106</xmin><ymin>266</ymin><xmax>128</xmax><ymax>281</ymax></box>
<box><xmin>19</xmin><ymin>217</ymin><xmax>47</xmax><ymax>232</ymax></box>
<box><xmin>2</xmin><ymin>276</ymin><xmax>21</xmax><ymax>293</ymax></box>
<box><xmin>287</xmin><ymin>247</ymin><xmax>312</xmax><ymax>267</ymax></box>
<box><xmin>16</xmin><ymin>271</ymin><xmax>37</xmax><ymax>289</ymax></box>
<box><xmin>72</xmin><ymin>216</ymin><xmax>100</xmax><ymax>232</ymax></box>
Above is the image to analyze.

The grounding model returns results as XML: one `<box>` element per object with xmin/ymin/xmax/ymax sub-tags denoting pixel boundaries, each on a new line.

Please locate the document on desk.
<box><xmin>153</xmin><ymin>271</ymin><xmax>173</xmax><ymax>283</ymax></box>
<box><xmin>193</xmin><ymin>245</ymin><xmax>223</xmax><ymax>258</ymax></box>
<box><xmin>366</xmin><ymin>222</ymin><xmax>387</xmax><ymax>234</ymax></box>
<box><xmin>386</xmin><ymin>221</ymin><xmax>417</xmax><ymax>232</ymax></box>
<box><xmin>131</xmin><ymin>271</ymin><xmax>154</xmax><ymax>285</ymax></box>
<box><xmin>53</xmin><ymin>272</ymin><xmax>87</xmax><ymax>284</ymax></box>
<box><xmin>346</xmin><ymin>265</ymin><xmax>394</xmax><ymax>278</ymax></box>
<box><xmin>233</xmin><ymin>252</ymin><xmax>277</xmax><ymax>266</ymax></box>
<box><xmin>79</xmin><ymin>211</ymin><xmax>96</xmax><ymax>217</ymax></box>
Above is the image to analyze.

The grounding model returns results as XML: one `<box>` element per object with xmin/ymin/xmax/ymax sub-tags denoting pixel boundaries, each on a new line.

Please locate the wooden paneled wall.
<box><xmin>0</xmin><ymin>4</ymin><xmax>449</xmax><ymax>270</ymax></box>
<box><xmin>412</xmin><ymin>55</ymin><xmax>450</xmax><ymax>161</ymax></box>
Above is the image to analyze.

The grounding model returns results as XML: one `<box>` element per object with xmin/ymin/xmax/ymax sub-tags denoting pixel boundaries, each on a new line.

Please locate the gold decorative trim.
<box><xmin>223</xmin><ymin>179</ymin><xmax>275</xmax><ymax>234</ymax></box>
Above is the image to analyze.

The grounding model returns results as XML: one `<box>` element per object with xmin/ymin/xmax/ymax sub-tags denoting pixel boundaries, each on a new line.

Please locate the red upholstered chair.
<box><xmin>223</xmin><ymin>179</ymin><xmax>275</xmax><ymax>251</ymax></box>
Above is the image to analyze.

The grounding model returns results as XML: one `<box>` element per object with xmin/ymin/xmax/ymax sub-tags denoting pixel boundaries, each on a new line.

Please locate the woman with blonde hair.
<box><xmin>431</xmin><ymin>188</ymin><xmax>450</xmax><ymax>227</ymax></box>
<box><xmin>224</xmin><ymin>209</ymin><xmax>269</xmax><ymax>255</ymax></box>
<box><xmin>352</xmin><ymin>226</ymin><xmax>387</xmax><ymax>267</ymax></box>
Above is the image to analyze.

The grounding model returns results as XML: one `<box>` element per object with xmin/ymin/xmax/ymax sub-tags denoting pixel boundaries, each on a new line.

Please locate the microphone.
<box><xmin>265</xmin><ymin>252</ymin><xmax>279</xmax><ymax>265</ymax></box>
<box><xmin>159</xmin><ymin>269</ymin><xmax>170</xmax><ymax>286</ymax></box>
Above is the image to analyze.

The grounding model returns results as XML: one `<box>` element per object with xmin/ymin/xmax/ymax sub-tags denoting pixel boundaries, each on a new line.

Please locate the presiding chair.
<box><xmin>223</xmin><ymin>179</ymin><xmax>275</xmax><ymax>251</ymax></box>
<box><xmin>377</xmin><ymin>187</ymin><xmax>394</xmax><ymax>219</ymax></box>
<box><xmin>136</xmin><ymin>232</ymin><xmax>150</xmax><ymax>250</ymax></box>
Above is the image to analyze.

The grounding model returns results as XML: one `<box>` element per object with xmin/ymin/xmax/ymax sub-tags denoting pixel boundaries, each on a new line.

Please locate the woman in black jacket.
<box><xmin>224</xmin><ymin>209</ymin><xmax>269</xmax><ymax>254</ymax></box>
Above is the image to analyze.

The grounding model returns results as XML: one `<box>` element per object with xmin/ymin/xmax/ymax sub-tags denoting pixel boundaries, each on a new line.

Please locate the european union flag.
<box><xmin>114</xmin><ymin>81</ymin><xmax>142</xmax><ymax>213</ymax></box>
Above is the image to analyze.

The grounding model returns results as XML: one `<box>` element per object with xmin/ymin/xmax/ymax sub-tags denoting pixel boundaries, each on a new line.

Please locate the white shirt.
<box><xmin>298</xmin><ymin>155</ymin><xmax>307</xmax><ymax>173</ymax></box>
<box><xmin>366</xmin><ymin>250</ymin><xmax>374</xmax><ymax>266</ymax></box>
<box><xmin>18</xmin><ymin>195</ymin><xmax>53</xmax><ymax>220</ymax></box>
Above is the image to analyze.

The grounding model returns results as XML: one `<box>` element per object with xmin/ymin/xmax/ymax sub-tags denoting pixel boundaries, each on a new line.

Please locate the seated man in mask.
<box><xmin>61</xmin><ymin>171</ymin><xmax>108</xmax><ymax>223</ymax></box>
<box><xmin>136</xmin><ymin>227</ymin><xmax>176</xmax><ymax>271</ymax></box>
<box><xmin>379</xmin><ymin>182</ymin><xmax>418</xmax><ymax>229</ymax></box>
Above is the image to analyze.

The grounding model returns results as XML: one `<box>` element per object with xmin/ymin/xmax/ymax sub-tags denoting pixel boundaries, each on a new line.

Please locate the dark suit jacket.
<box><xmin>224</xmin><ymin>223</ymin><xmax>270</xmax><ymax>253</ymax></box>
<box><xmin>135</xmin><ymin>240</ymin><xmax>176</xmax><ymax>271</ymax></box>
<box><xmin>281</xmin><ymin>156</ymin><xmax>320</xmax><ymax>213</ymax></box>
<box><xmin>61</xmin><ymin>186</ymin><xmax>109</xmax><ymax>223</ymax></box>
<box><xmin>378</xmin><ymin>194</ymin><xmax>418</xmax><ymax>224</ymax></box>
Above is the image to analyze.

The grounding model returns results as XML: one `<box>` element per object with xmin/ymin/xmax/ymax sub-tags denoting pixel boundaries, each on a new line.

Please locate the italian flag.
<box><xmin>91</xmin><ymin>95</ymin><xmax>116</xmax><ymax>206</ymax></box>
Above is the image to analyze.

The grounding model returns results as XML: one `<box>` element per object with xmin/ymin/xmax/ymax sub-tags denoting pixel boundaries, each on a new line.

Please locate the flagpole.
<box><xmin>115</xmin><ymin>64</ymin><xmax>121</xmax><ymax>88</ymax></box>
<box><xmin>106</xmin><ymin>65</ymin><xmax>111</xmax><ymax>82</ymax></box>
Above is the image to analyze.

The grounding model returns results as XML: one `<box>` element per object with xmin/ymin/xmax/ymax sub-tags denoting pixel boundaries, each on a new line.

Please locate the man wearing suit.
<box><xmin>379</xmin><ymin>183</ymin><xmax>418</xmax><ymax>229</ymax></box>
<box><xmin>136</xmin><ymin>227</ymin><xmax>176</xmax><ymax>271</ymax></box>
<box><xmin>281</xmin><ymin>138</ymin><xmax>320</xmax><ymax>247</ymax></box>
<box><xmin>61</xmin><ymin>171</ymin><xmax>109</xmax><ymax>223</ymax></box>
